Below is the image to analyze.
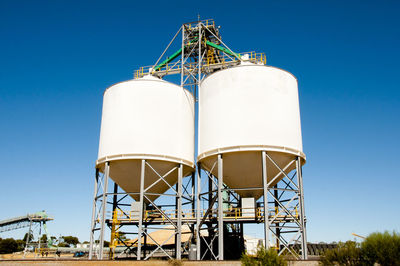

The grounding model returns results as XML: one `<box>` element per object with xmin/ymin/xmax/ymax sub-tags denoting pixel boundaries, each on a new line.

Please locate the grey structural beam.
<box><xmin>88</xmin><ymin>169</ymin><xmax>99</xmax><ymax>259</ymax></box>
<box><xmin>217</xmin><ymin>154</ymin><xmax>224</xmax><ymax>260</ymax></box>
<box><xmin>99</xmin><ymin>162</ymin><xmax>110</xmax><ymax>259</ymax></box>
<box><xmin>137</xmin><ymin>159</ymin><xmax>146</xmax><ymax>260</ymax></box>
<box><xmin>176</xmin><ymin>164</ymin><xmax>183</xmax><ymax>259</ymax></box>
<box><xmin>296</xmin><ymin>157</ymin><xmax>308</xmax><ymax>259</ymax></box>
<box><xmin>262</xmin><ymin>151</ymin><xmax>269</xmax><ymax>249</ymax></box>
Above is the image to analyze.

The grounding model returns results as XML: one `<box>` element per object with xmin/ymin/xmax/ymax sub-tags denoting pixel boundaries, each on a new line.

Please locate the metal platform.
<box><xmin>106</xmin><ymin>207</ymin><xmax>299</xmax><ymax>226</ymax></box>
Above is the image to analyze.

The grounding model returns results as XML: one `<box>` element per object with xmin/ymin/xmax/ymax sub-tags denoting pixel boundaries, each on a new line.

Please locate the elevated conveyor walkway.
<box><xmin>0</xmin><ymin>212</ymin><xmax>53</xmax><ymax>233</ymax></box>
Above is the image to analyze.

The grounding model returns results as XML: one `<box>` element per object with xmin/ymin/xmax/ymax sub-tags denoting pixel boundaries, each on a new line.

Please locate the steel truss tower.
<box><xmin>89</xmin><ymin>162</ymin><xmax>195</xmax><ymax>260</ymax></box>
<box><xmin>197</xmin><ymin>154</ymin><xmax>307</xmax><ymax>260</ymax></box>
<box><xmin>90</xmin><ymin>19</ymin><xmax>307</xmax><ymax>261</ymax></box>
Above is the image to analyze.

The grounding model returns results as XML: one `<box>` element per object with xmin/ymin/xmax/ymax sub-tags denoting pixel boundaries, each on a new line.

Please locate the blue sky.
<box><xmin>0</xmin><ymin>0</ymin><xmax>399</xmax><ymax>243</ymax></box>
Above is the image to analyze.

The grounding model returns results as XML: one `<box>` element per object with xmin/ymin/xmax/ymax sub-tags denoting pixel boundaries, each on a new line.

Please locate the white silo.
<box><xmin>198</xmin><ymin>63</ymin><xmax>305</xmax><ymax>199</ymax></box>
<box><xmin>96</xmin><ymin>75</ymin><xmax>195</xmax><ymax>202</ymax></box>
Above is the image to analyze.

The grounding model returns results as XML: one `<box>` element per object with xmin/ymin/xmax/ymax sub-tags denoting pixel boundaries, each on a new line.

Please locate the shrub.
<box><xmin>15</xmin><ymin>240</ymin><xmax>25</xmax><ymax>251</ymax></box>
<box><xmin>241</xmin><ymin>245</ymin><xmax>286</xmax><ymax>266</ymax></box>
<box><xmin>319</xmin><ymin>241</ymin><xmax>364</xmax><ymax>266</ymax></box>
<box><xmin>0</xmin><ymin>238</ymin><xmax>18</xmax><ymax>254</ymax></box>
<box><xmin>361</xmin><ymin>231</ymin><xmax>400</xmax><ymax>266</ymax></box>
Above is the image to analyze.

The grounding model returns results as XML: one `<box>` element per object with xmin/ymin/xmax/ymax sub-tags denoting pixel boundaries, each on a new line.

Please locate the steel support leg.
<box><xmin>196</xmin><ymin>163</ymin><xmax>201</xmax><ymax>260</ymax></box>
<box><xmin>191</xmin><ymin>171</ymin><xmax>195</xmax><ymax>257</ymax></box>
<box><xmin>137</xmin><ymin>159</ymin><xmax>145</xmax><ymax>260</ymax></box>
<box><xmin>262</xmin><ymin>151</ymin><xmax>269</xmax><ymax>249</ymax></box>
<box><xmin>217</xmin><ymin>154</ymin><xmax>224</xmax><ymax>260</ymax></box>
<box><xmin>296</xmin><ymin>157</ymin><xmax>308</xmax><ymax>259</ymax></box>
<box><xmin>24</xmin><ymin>217</ymin><xmax>33</xmax><ymax>256</ymax></box>
<box><xmin>99</xmin><ymin>162</ymin><xmax>110</xmax><ymax>259</ymax></box>
<box><xmin>89</xmin><ymin>168</ymin><xmax>99</xmax><ymax>259</ymax></box>
<box><xmin>38</xmin><ymin>222</ymin><xmax>42</xmax><ymax>250</ymax></box>
<box><xmin>176</xmin><ymin>163</ymin><xmax>183</xmax><ymax>259</ymax></box>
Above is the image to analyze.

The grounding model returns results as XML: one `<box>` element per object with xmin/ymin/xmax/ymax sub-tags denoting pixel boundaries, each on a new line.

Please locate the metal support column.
<box><xmin>296</xmin><ymin>157</ymin><xmax>308</xmax><ymax>259</ymax></box>
<box><xmin>38</xmin><ymin>222</ymin><xmax>42</xmax><ymax>250</ymax></box>
<box><xmin>217</xmin><ymin>154</ymin><xmax>224</xmax><ymax>260</ymax></box>
<box><xmin>137</xmin><ymin>159</ymin><xmax>145</xmax><ymax>260</ymax></box>
<box><xmin>89</xmin><ymin>169</ymin><xmax>99</xmax><ymax>259</ymax></box>
<box><xmin>261</xmin><ymin>151</ymin><xmax>269</xmax><ymax>248</ymax></box>
<box><xmin>23</xmin><ymin>218</ymin><xmax>33</xmax><ymax>256</ymax></box>
<box><xmin>176</xmin><ymin>163</ymin><xmax>183</xmax><ymax>259</ymax></box>
<box><xmin>99</xmin><ymin>161</ymin><xmax>110</xmax><ymax>259</ymax></box>
<box><xmin>196</xmin><ymin>163</ymin><xmax>201</xmax><ymax>260</ymax></box>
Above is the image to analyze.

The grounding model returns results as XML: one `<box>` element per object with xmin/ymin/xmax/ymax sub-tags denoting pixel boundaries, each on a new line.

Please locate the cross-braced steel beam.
<box><xmin>89</xmin><ymin>159</ymin><xmax>195</xmax><ymax>260</ymax></box>
<box><xmin>197</xmin><ymin>151</ymin><xmax>307</xmax><ymax>260</ymax></box>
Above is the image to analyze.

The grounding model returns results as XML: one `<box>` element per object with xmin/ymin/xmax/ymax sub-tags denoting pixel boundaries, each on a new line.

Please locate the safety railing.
<box><xmin>239</xmin><ymin>51</ymin><xmax>267</xmax><ymax>65</ymax></box>
<box><xmin>185</xmin><ymin>19</ymin><xmax>215</xmax><ymax>30</ymax></box>
<box><xmin>111</xmin><ymin>206</ymin><xmax>298</xmax><ymax>223</ymax></box>
<box><xmin>134</xmin><ymin>51</ymin><xmax>266</xmax><ymax>79</ymax></box>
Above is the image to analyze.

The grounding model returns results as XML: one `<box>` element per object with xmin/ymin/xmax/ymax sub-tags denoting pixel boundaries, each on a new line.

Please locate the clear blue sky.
<box><xmin>1</xmin><ymin>0</ymin><xmax>399</xmax><ymax>243</ymax></box>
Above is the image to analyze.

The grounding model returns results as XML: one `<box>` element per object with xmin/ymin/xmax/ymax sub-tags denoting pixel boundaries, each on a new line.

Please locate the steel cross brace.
<box><xmin>262</xmin><ymin>153</ymin><xmax>307</xmax><ymax>259</ymax></box>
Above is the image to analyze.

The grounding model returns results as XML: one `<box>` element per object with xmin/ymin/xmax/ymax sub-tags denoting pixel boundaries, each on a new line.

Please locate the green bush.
<box><xmin>15</xmin><ymin>240</ymin><xmax>25</xmax><ymax>251</ymax></box>
<box><xmin>361</xmin><ymin>231</ymin><xmax>400</xmax><ymax>266</ymax></box>
<box><xmin>241</xmin><ymin>245</ymin><xmax>286</xmax><ymax>266</ymax></box>
<box><xmin>319</xmin><ymin>241</ymin><xmax>364</xmax><ymax>266</ymax></box>
<box><xmin>320</xmin><ymin>232</ymin><xmax>400</xmax><ymax>266</ymax></box>
<box><xmin>0</xmin><ymin>238</ymin><xmax>18</xmax><ymax>254</ymax></box>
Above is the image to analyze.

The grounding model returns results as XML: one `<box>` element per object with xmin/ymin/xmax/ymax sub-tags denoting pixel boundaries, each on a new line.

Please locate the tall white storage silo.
<box><xmin>198</xmin><ymin>63</ymin><xmax>305</xmax><ymax>199</ymax></box>
<box><xmin>96</xmin><ymin>75</ymin><xmax>195</xmax><ymax>202</ymax></box>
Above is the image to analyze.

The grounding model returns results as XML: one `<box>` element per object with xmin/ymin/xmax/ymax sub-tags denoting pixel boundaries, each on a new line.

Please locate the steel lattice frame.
<box><xmin>23</xmin><ymin>218</ymin><xmax>48</xmax><ymax>257</ymax></box>
<box><xmin>262</xmin><ymin>153</ymin><xmax>308</xmax><ymax>259</ymax></box>
<box><xmin>196</xmin><ymin>153</ymin><xmax>308</xmax><ymax>260</ymax></box>
<box><xmin>89</xmin><ymin>19</ymin><xmax>308</xmax><ymax>261</ymax></box>
<box><xmin>89</xmin><ymin>160</ymin><xmax>195</xmax><ymax>260</ymax></box>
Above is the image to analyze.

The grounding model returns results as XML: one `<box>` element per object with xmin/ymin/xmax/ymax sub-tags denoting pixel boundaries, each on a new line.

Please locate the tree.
<box><xmin>23</xmin><ymin>232</ymin><xmax>34</xmax><ymax>242</ymax></box>
<box><xmin>362</xmin><ymin>231</ymin><xmax>400</xmax><ymax>266</ymax></box>
<box><xmin>15</xmin><ymin>240</ymin><xmax>25</xmax><ymax>251</ymax></box>
<box><xmin>0</xmin><ymin>238</ymin><xmax>18</xmax><ymax>254</ymax></box>
<box><xmin>62</xmin><ymin>236</ymin><xmax>79</xmax><ymax>246</ymax></box>
<box><xmin>40</xmin><ymin>234</ymin><xmax>48</xmax><ymax>244</ymax></box>
<box><xmin>320</xmin><ymin>241</ymin><xmax>363</xmax><ymax>266</ymax></box>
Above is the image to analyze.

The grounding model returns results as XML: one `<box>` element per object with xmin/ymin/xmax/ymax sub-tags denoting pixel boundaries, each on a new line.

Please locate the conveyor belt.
<box><xmin>0</xmin><ymin>213</ymin><xmax>52</xmax><ymax>233</ymax></box>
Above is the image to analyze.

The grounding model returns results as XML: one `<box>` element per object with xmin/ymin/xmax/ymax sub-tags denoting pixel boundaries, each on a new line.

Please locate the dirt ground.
<box><xmin>0</xmin><ymin>253</ymin><xmax>320</xmax><ymax>266</ymax></box>
<box><xmin>0</xmin><ymin>260</ymin><xmax>240</xmax><ymax>266</ymax></box>
<box><xmin>0</xmin><ymin>260</ymin><xmax>320</xmax><ymax>266</ymax></box>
